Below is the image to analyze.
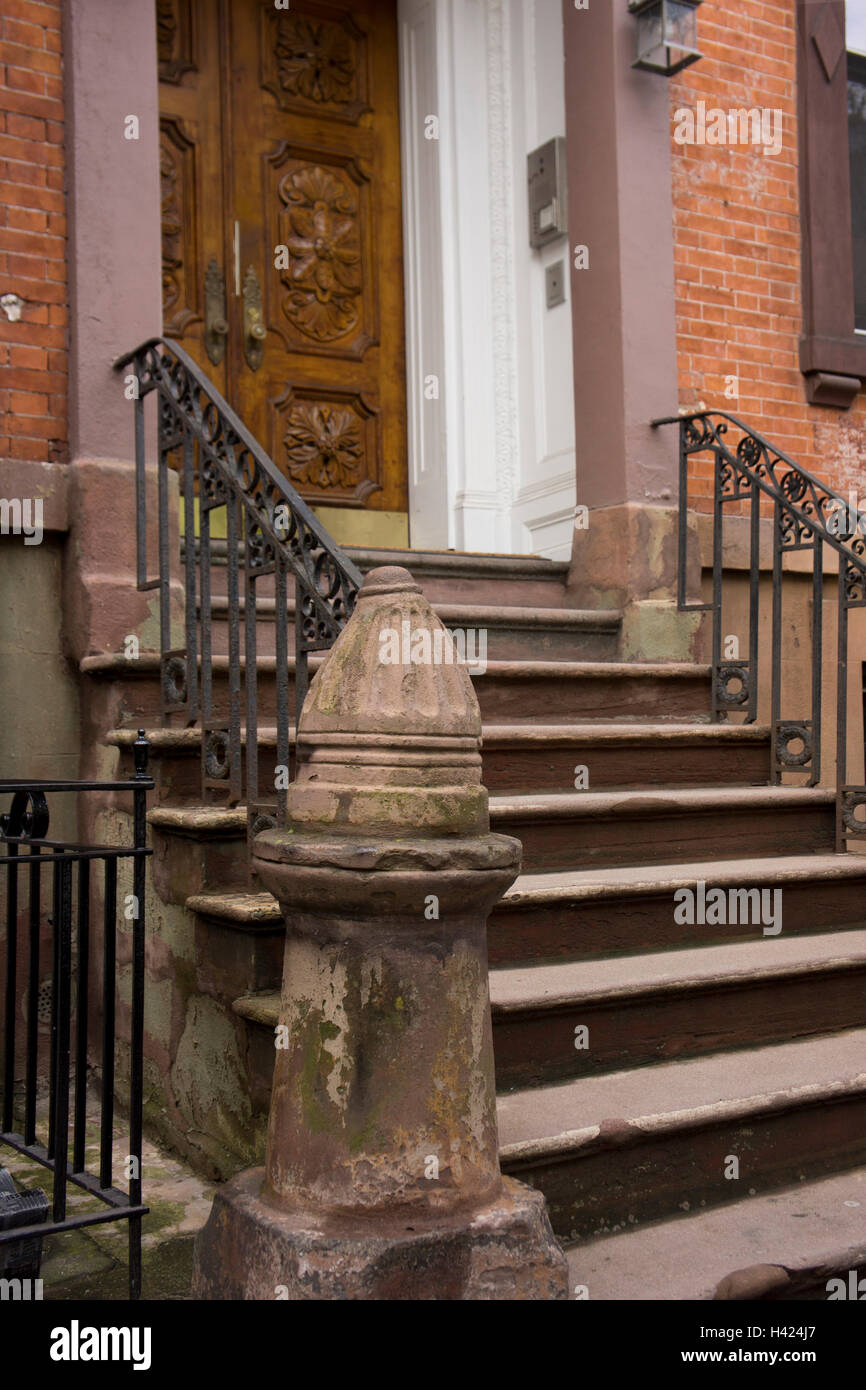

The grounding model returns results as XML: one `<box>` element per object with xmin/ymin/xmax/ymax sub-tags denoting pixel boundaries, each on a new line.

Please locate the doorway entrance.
<box><xmin>157</xmin><ymin>0</ymin><xmax>409</xmax><ymax>547</ymax></box>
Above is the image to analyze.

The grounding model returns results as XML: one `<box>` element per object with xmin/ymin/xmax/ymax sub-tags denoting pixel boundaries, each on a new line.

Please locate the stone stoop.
<box><xmin>83</xmin><ymin>548</ymin><xmax>866</xmax><ymax>1297</ymax></box>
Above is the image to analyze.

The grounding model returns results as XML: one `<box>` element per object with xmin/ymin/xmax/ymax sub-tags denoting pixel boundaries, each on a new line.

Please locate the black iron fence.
<box><xmin>114</xmin><ymin>337</ymin><xmax>362</xmax><ymax>843</ymax></box>
<box><xmin>0</xmin><ymin>734</ymin><xmax>152</xmax><ymax>1299</ymax></box>
<box><xmin>655</xmin><ymin>410</ymin><xmax>866</xmax><ymax>851</ymax></box>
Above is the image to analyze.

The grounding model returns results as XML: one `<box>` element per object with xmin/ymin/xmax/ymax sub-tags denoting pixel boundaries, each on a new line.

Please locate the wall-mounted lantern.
<box><xmin>628</xmin><ymin>0</ymin><xmax>703</xmax><ymax>77</ymax></box>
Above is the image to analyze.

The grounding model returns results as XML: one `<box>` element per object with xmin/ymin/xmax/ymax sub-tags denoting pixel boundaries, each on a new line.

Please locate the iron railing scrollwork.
<box><xmin>114</xmin><ymin>338</ymin><xmax>363</xmax><ymax>840</ymax></box>
<box><xmin>655</xmin><ymin>410</ymin><xmax>866</xmax><ymax>850</ymax></box>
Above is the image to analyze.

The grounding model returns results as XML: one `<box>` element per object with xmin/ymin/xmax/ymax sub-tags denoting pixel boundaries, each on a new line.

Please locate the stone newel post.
<box><xmin>192</xmin><ymin>567</ymin><xmax>568</xmax><ymax>1299</ymax></box>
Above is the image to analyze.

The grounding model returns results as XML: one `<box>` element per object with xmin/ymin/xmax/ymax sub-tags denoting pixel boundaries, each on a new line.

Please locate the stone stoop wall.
<box><xmin>670</xmin><ymin>0</ymin><xmax>866</xmax><ymax>506</ymax></box>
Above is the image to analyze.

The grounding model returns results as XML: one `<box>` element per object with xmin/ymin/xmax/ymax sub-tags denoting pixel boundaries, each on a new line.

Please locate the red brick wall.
<box><xmin>0</xmin><ymin>0</ymin><xmax>67</xmax><ymax>467</ymax></box>
<box><xmin>670</xmin><ymin>0</ymin><xmax>866</xmax><ymax>507</ymax></box>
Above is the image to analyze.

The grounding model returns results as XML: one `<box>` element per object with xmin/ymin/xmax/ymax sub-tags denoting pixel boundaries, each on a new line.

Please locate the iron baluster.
<box><xmin>100</xmin><ymin>855</ymin><xmax>117</xmax><ymax>1191</ymax></box>
<box><xmin>770</xmin><ymin>499</ymin><xmax>783</xmax><ymax>784</ymax></box>
<box><xmin>275</xmin><ymin>560</ymin><xmax>290</xmax><ymax>826</ymax></box>
<box><xmin>51</xmin><ymin>856</ymin><xmax>73</xmax><ymax>1223</ymax></box>
<box><xmin>244</xmin><ymin>510</ymin><xmax>260</xmax><ymax>839</ymax></box>
<box><xmin>810</xmin><ymin>529</ymin><xmax>823</xmax><ymax>787</ymax></box>
<box><xmin>747</xmin><ymin>474</ymin><xmax>760</xmax><ymax>724</ymax></box>
<box><xmin>25</xmin><ymin>846</ymin><xmax>40</xmax><ymax>1145</ymax></box>
<box><xmin>710</xmin><ymin>443</ymin><xmax>724</xmax><ymax>720</ymax></box>
<box><xmin>72</xmin><ymin>858</ymin><xmax>90</xmax><ymax>1174</ymax></box>
<box><xmin>182</xmin><ymin>427</ymin><xmax>199</xmax><ymax>723</ymax></box>
<box><xmin>2</xmin><ymin>840</ymin><xmax>17</xmax><ymax>1133</ymax></box>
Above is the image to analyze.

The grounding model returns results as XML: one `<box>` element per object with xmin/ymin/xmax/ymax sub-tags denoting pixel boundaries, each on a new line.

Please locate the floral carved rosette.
<box><xmin>278</xmin><ymin>166</ymin><xmax>362</xmax><ymax>343</ymax></box>
<box><xmin>283</xmin><ymin>401</ymin><xmax>363</xmax><ymax>491</ymax></box>
<box><xmin>274</xmin><ymin>14</ymin><xmax>357</xmax><ymax>108</ymax></box>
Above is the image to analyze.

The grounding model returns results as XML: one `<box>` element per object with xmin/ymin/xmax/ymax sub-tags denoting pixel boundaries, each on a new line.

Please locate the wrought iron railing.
<box><xmin>654</xmin><ymin>410</ymin><xmax>866</xmax><ymax>851</ymax></box>
<box><xmin>114</xmin><ymin>338</ymin><xmax>362</xmax><ymax>838</ymax></box>
<box><xmin>0</xmin><ymin>734</ymin><xmax>152</xmax><ymax>1299</ymax></box>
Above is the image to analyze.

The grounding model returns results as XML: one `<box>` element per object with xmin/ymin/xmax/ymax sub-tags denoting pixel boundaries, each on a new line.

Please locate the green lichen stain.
<box><xmin>296</xmin><ymin>1013</ymin><xmax>342</xmax><ymax>1135</ymax></box>
<box><xmin>342</xmin><ymin>962</ymin><xmax>412</xmax><ymax>1153</ymax></box>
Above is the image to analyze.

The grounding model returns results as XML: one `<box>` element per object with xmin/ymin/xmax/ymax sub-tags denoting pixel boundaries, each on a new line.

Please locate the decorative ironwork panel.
<box><xmin>840</xmin><ymin>787</ymin><xmax>866</xmax><ymax>837</ymax></box>
<box><xmin>773</xmin><ymin>720</ymin><xmax>814</xmax><ymax>772</ymax></box>
<box><xmin>713</xmin><ymin>661</ymin><xmax>752</xmax><ymax>711</ymax></box>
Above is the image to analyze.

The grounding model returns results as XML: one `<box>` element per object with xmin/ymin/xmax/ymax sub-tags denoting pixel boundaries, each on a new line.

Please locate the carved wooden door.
<box><xmin>158</xmin><ymin>0</ymin><xmax>408</xmax><ymax>530</ymax></box>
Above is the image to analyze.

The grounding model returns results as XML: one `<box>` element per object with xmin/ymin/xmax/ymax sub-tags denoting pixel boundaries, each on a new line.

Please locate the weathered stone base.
<box><xmin>567</xmin><ymin>502</ymin><xmax>708</xmax><ymax>661</ymax></box>
<box><xmin>192</xmin><ymin>1168</ymin><xmax>569</xmax><ymax>1301</ymax></box>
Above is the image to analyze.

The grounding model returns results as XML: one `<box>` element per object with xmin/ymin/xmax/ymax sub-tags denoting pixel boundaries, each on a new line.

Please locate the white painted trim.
<box><xmin>397</xmin><ymin>0</ymin><xmax>575</xmax><ymax>555</ymax></box>
<box><xmin>397</xmin><ymin>0</ymin><xmax>452</xmax><ymax>548</ymax></box>
<box><xmin>515</xmin><ymin>462</ymin><xmax>577</xmax><ymax>505</ymax></box>
<box><xmin>485</xmin><ymin>0</ymin><xmax>521</xmax><ymax>525</ymax></box>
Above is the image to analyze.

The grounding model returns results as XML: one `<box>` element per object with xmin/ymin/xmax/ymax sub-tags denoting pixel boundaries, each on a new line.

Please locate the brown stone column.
<box><xmin>192</xmin><ymin>567</ymin><xmax>568</xmax><ymax>1300</ymax></box>
<box><xmin>561</xmin><ymin>0</ymin><xmax>703</xmax><ymax>659</ymax></box>
<box><xmin>62</xmin><ymin>0</ymin><xmax>166</xmax><ymax>670</ymax></box>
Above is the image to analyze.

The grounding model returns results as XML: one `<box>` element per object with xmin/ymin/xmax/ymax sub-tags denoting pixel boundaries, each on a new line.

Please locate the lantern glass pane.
<box><xmin>636</xmin><ymin>3</ymin><xmax>665</xmax><ymax>68</ymax></box>
<box><xmin>665</xmin><ymin>1</ymin><xmax>698</xmax><ymax>57</ymax></box>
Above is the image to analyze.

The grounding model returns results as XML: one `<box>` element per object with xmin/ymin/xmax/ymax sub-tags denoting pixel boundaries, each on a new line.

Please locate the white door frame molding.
<box><xmin>397</xmin><ymin>0</ymin><xmax>576</xmax><ymax>556</ymax></box>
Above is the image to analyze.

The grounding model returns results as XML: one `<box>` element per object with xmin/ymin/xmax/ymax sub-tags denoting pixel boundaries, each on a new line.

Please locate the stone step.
<box><xmin>565</xmin><ymin>1164</ymin><xmax>866</xmax><ymax>1301</ymax></box>
<box><xmin>353</xmin><ymin>546</ymin><xmax>572</xmax><ymax>609</ymax></box>
<box><xmin>188</xmin><ymin>853</ymin><xmax>866</xmax><ymax>971</ymax></box>
<box><xmin>194</xmin><ymin>539</ymin><xmax>572</xmax><ymax>609</ymax></box>
<box><xmin>489</xmin><ymin>853</ymin><xmax>866</xmax><ymax>964</ymax></box>
<box><xmin>205</xmin><ymin>597</ymin><xmax>621</xmax><ymax>662</ymax></box>
<box><xmin>226</xmin><ymin>988</ymin><xmax>866</xmax><ymax>1245</ymax></box>
<box><xmin>83</xmin><ymin>654</ymin><xmax>713</xmax><ymax>725</ymax></box>
<box><xmin>481</xmin><ymin>722</ymin><xmax>770</xmax><ymax>792</ymax></box>
<box><xmin>229</xmin><ymin>929</ymin><xmax>866</xmax><ymax>1092</ymax></box>
<box><xmin>148</xmin><ymin>804</ymin><xmax>250</xmax><ymax>894</ymax></box>
<box><xmin>151</xmin><ymin>785</ymin><xmax>836</xmax><ymax>879</ymax></box>
<box><xmin>109</xmin><ymin>721</ymin><xmax>771</xmax><ymax>801</ymax></box>
<box><xmin>497</xmin><ymin>1026</ymin><xmax>866</xmax><ymax>1241</ymax></box>
<box><xmin>490</xmin><ymin>929</ymin><xmax>866</xmax><ymax>1088</ymax></box>
<box><xmin>489</xmin><ymin>786</ymin><xmax>836</xmax><ymax>872</ymax></box>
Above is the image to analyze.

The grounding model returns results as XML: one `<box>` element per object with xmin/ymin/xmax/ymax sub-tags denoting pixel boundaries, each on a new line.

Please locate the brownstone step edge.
<box><xmin>148</xmin><ymin>785</ymin><xmax>838</xmax><ymax>875</ymax></box>
<box><xmin>82</xmin><ymin>655</ymin><xmax>714</xmax><ymax>723</ymax></box>
<box><xmin>564</xmin><ymin>1164</ymin><xmax>866</xmax><ymax>1301</ymax></box>
<box><xmin>110</xmin><ymin>721</ymin><xmax>772</xmax><ymax>796</ymax></box>
<box><xmin>498</xmin><ymin>1026</ymin><xmax>866</xmax><ymax>1241</ymax></box>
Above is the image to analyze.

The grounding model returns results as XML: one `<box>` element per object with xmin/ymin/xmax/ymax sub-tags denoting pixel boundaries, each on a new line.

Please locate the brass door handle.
<box><xmin>204</xmin><ymin>258</ymin><xmax>228</xmax><ymax>366</ymax></box>
<box><xmin>242</xmin><ymin>265</ymin><xmax>266</xmax><ymax>370</ymax></box>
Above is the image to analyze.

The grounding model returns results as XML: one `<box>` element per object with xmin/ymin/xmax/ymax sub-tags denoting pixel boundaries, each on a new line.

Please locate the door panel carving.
<box><xmin>267</xmin><ymin>148</ymin><xmax>375</xmax><ymax>359</ymax></box>
<box><xmin>261</xmin><ymin>6</ymin><xmax>370</xmax><ymax>123</ymax></box>
<box><xmin>156</xmin><ymin>0</ymin><xmax>197</xmax><ymax>85</ymax></box>
<box><xmin>160</xmin><ymin>118</ymin><xmax>199</xmax><ymax>336</ymax></box>
<box><xmin>272</xmin><ymin>385</ymin><xmax>381</xmax><ymax>505</ymax></box>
